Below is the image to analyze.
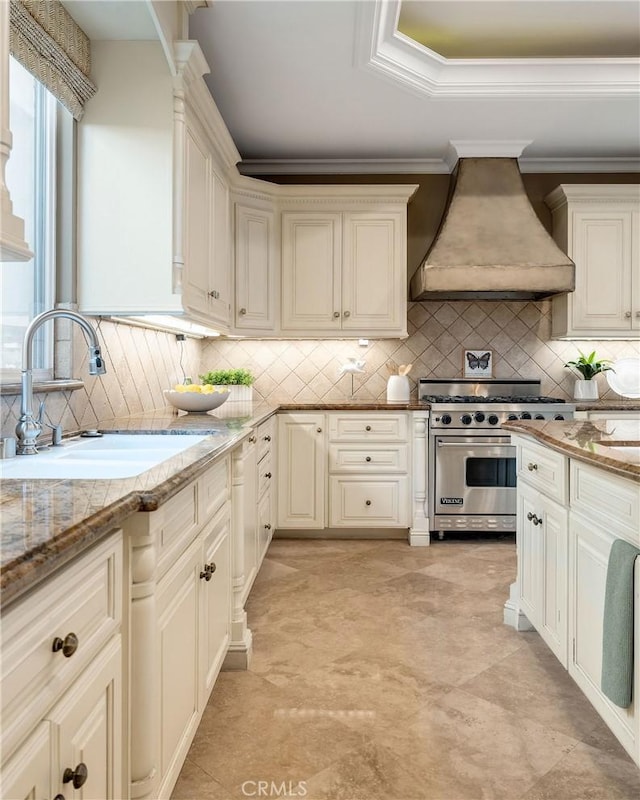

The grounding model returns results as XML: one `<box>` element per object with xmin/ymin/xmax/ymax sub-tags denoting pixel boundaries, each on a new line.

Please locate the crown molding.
<box><xmin>237</xmin><ymin>156</ymin><xmax>640</xmax><ymax>177</ymax></box>
<box><xmin>355</xmin><ymin>0</ymin><xmax>640</xmax><ymax>99</ymax></box>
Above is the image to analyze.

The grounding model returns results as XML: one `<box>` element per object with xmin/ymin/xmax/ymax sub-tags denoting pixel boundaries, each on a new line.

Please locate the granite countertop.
<box><xmin>0</xmin><ymin>403</ymin><xmax>278</xmax><ymax>606</ymax></box>
<box><xmin>503</xmin><ymin>417</ymin><xmax>640</xmax><ymax>483</ymax></box>
<box><xmin>573</xmin><ymin>399</ymin><xmax>640</xmax><ymax>411</ymax></box>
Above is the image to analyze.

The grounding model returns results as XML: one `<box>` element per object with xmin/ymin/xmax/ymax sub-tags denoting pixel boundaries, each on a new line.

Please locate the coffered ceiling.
<box><xmin>64</xmin><ymin>0</ymin><xmax>640</xmax><ymax>174</ymax></box>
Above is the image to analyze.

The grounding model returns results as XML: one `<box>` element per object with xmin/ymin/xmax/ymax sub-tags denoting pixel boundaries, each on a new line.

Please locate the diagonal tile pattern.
<box><xmin>172</xmin><ymin>537</ymin><xmax>639</xmax><ymax>800</ymax></box>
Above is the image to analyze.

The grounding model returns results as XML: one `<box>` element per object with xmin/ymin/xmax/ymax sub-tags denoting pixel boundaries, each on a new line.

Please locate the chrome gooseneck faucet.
<box><xmin>15</xmin><ymin>309</ymin><xmax>106</xmax><ymax>455</ymax></box>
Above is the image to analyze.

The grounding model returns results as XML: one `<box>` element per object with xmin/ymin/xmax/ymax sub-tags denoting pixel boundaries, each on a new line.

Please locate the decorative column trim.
<box><xmin>409</xmin><ymin>410</ymin><xmax>430</xmax><ymax>546</ymax></box>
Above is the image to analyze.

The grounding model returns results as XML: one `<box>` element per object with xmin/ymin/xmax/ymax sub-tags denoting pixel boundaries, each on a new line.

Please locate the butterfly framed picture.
<box><xmin>463</xmin><ymin>349</ymin><xmax>493</xmax><ymax>378</ymax></box>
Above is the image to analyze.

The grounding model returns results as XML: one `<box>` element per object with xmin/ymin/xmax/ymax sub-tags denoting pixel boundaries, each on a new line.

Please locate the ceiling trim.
<box><xmin>237</xmin><ymin>157</ymin><xmax>640</xmax><ymax>176</ymax></box>
<box><xmin>355</xmin><ymin>0</ymin><xmax>640</xmax><ymax>99</ymax></box>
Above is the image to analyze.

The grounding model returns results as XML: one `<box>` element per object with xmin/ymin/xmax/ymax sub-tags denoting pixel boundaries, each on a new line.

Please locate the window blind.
<box><xmin>9</xmin><ymin>0</ymin><xmax>96</xmax><ymax>120</ymax></box>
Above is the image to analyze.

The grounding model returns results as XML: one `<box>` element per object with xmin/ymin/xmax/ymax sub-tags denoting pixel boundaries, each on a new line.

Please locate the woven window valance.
<box><xmin>9</xmin><ymin>0</ymin><xmax>96</xmax><ymax>120</ymax></box>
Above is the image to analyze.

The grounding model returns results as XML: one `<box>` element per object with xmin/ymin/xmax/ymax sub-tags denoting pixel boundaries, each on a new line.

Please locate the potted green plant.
<box><xmin>199</xmin><ymin>368</ymin><xmax>255</xmax><ymax>403</ymax></box>
<box><xmin>564</xmin><ymin>350</ymin><xmax>613</xmax><ymax>400</ymax></box>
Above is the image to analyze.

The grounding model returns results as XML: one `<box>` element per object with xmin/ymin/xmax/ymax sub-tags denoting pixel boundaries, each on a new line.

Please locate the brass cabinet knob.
<box><xmin>365</xmin><ymin>456</ymin><xmax>372</xmax><ymax>462</ymax></box>
<box><xmin>248</xmin><ymin>436</ymin><xmax>256</xmax><ymax>443</ymax></box>
<box><xmin>333</xmin><ymin>311</ymin><xmax>340</xmax><ymax>318</ymax></box>
<box><xmin>264</xmin><ymin>523</ymin><xmax>272</xmax><ymax>530</ymax></box>
<box><xmin>527</xmin><ymin>512</ymin><xmax>534</xmax><ymax>521</ymax></box>
<box><xmin>624</xmin><ymin>311</ymin><xmax>632</xmax><ymax>318</ymax></box>
<box><xmin>239</xmin><ymin>307</ymin><xmax>247</xmax><ymax>315</ymax></box>
<box><xmin>264</xmin><ymin>435</ymin><xmax>271</xmax><ymax>442</ymax></box>
<box><xmin>53</xmin><ymin>795</ymin><xmax>66</xmax><ymax>800</ymax></box>
<box><xmin>265</xmin><ymin>472</ymin><xmax>272</xmax><ymax>479</ymax></box>
<box><xmin>208</xmin><ymin>289</ymin><xmax>220</xmax><ymax>299</ymax></box>
<box><xmin>527</xmin><ymin>463</ymin><xmax>537</xmax><ymax>471</ymax></box>
<box><xmin>316</xmin><ymin>427</ymin><xmax>322</xmax><ymax>433</ymax></box>
<box><xmin>63</xmin><ymin>763</ymin><xmax>88</xmax><ymax>789</ymax></box>
<box><xmin>365</xmin><ymin>425</ymin><xmax>372</xmax><ymax>432</ymax></box>
<box><xmin>343</xmin><ymin>310</ymin><xmax>351</xmax><ymax>318</ymax></box>
<box><xmin>365</xmin><ymin>500</ymin><xmax>372</xmax><ymax>506</ymax></box>
<box><xmin>200</xmin><ymin>562</ymin><xmax>216</xmax><ymax>581</ymax></box>
<box><xmin>52</xmin><ymin>632</ymin><xmax>79</xmax><ymax>658</ymax></box>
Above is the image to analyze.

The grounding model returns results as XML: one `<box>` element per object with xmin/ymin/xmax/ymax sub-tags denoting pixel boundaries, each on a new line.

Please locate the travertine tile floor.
<box><xmin>172</xmin><ymin>537</ymin><xmax>640</xmax><ymax>800</ymax></box>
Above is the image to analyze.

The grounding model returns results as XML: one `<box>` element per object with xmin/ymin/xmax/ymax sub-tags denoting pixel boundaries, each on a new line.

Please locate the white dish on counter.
<box><xmin>606</xmin><ymin>357</ymin><xmax>640</xmax><ymax>399</ymax></box>
<box><xmin>0</xmin><ymin>434</ymin><xmax>209</xmax><ymax>480</ymax></box>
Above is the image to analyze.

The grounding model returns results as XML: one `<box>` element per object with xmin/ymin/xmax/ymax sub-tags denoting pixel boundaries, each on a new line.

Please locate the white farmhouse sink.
<box><xmin>0</xmin><ymin>434</ymin><xmax>209</xmax><ymax>480</ymax></box>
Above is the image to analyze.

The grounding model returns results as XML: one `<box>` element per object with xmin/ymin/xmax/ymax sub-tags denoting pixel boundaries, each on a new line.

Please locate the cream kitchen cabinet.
<box><xmin>277</xmin><ymin>412</ymin><xmax>326</xmax><ymax>529</ymax></box>
<box><xmin>256</xmin><ymin>416</ymin><xmax>276</xmax><ymax>563</ymax></box>
<box><xmin>280</xmin><ymin>186</ymin><xmax>417</xmax><ymax>338</ymax></box>
<box><xmin>509</xmin><ymin>433</ymin><xmax>640</xmax><ymax>766</ymax></box>
<box><xmin>232</xmin><ymin>187</ymin><xmax>278</xmax><ymax>334</ymax></box>
<box><xmin>124</xmin><ymin>456</ymin><xmax>232</xmax><ymax>799</ymax></box>
<box><xmin>546</xmin><ymin>185</ymin><xmax>640</xmax><ymax>339</ymax></box>
<box><xmin>328</xmin><ymin>412</ymin><xmax>410</xmax><ymax>528</ymax></box>
<box><xmin>240</xmin><ymin>431</ymin><xmax>259</xmax><ymax>602</ymax></box>
<box><xmin>0</xmin><ymin>533</ymin><xmax>124</xmax><ymax>800</ymax></box>
<box><xmin>77</xmin><ymin>39</ymin><xmax>237</xmax><ymax>330</ymax></box>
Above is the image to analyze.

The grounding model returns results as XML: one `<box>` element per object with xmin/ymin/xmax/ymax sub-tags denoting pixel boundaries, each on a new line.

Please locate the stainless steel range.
<box><xmin>419</xmin><ymin>378</ymin><xmax>575</xmax><ymax>536</ymax></box>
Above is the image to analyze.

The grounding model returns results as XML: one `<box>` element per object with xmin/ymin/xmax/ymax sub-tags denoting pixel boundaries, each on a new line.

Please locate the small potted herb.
<box><xmin>564</xmin><ymin>350</ymin><xmax>613</xmax><ymax>400</ymax></box>
<box><xmin>199</xmin><ymin>368</ymin><xmax>255</xmax><ymax>403</ymax></box>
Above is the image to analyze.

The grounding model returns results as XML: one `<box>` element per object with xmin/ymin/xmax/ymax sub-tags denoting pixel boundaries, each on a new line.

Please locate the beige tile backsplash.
<box><xmin>2</xmin><ymin>301</ymin><xmax>639</xmax><ymax>437</ymax></box>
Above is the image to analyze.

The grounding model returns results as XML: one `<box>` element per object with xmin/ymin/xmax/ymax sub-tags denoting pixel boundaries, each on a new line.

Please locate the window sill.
<box><xmin>0</xmin><ymin>379</ymin><xmax>84</xmax><ymax>397</ymax></box>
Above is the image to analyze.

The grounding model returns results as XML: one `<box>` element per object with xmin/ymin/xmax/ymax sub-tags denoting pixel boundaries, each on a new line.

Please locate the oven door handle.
<box><xmin>436</xmin><ymin>440</ymin><xmax>512</xmax><ymax>448</ymax></box>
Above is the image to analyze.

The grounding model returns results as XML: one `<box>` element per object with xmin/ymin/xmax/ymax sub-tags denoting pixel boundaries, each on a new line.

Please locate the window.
<box><xmin>0</xmin><ymin>57</ymin><xmax>61</xmax><ymax>379</ymax></box>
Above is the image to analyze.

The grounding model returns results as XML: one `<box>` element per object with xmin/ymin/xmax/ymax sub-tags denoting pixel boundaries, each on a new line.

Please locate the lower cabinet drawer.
<box><xmin>0</xmin><ymin>533</ymin><xmax>122</xmax><ymax>760</ymax></box>
<box><xmin>328</xmin><ymin>444</ymin><xmax>408</xmax><ymax>473</ymax></box>
<box><xmin>329</xmin><ymin>476</ymin><xmax>409</xmax><ymax>527</ymax></box>
<box><xmin>518</xmin><ymin>439</ymin><xmax>568</xmax><ymax>504</ymax></box>
<box><xmin>257</xmin><ymin>453</ymin><xmax>274</xmax><ymax>498</ymax></box>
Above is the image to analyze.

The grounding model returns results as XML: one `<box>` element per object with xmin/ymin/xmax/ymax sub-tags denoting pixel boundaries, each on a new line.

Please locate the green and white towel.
<box><xmin>601</xmin><ymin>538</ymin><xmax>640</xmax><ymax>709</ymax></box>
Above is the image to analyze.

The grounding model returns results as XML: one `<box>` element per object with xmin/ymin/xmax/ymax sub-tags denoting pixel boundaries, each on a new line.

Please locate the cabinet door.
<box><xmin>181</xmin><ymin>116</ymin><xmax>212</xmax><ymax>320</ymax></box>
<box><xmin>538</xmin><ymin>495</ymin><xmax>568</xmax><ymax>666</ymax></box>
<box><xmin>517</xmin><ymin>481</ymin><xmax>540</xmax><ymax>628</ymax></box>
<box><xmin>258</xmin><ymin>488</ymin><xmax>273</xmax><ymax>566</ymax></box>
<box><xmin>208</xmin><ymin>165</ymin><xmax>231</xmax><ymax>326</ymax></box>
<box><xmin>570</xmin><ymin>211</ymin><xmax>633</xmax><ymax>332</ymax></box>
<box><xmin>342</xmin><ymin>212</ymin><xmax>405</xmax><ymax>333</ymax></box>
<box><xmin>235</xmin><ymin>203</ymin><xmax>276</xmax><ymax>330</ymax></box>
<box><xmin>277</xmin><ymin>413</ymin><xmax>325</xmax><ymax>528</ymax></box>
<box><xmin>200</xmin><ymin>512</ymin><xmax>231</xmax><ymax>704</ymax></box>
<box><xmin>157</xmin><ymin>539</ymin><xmax>200</xmax><ymax>783</ymax></box>
<box><xmin>281</xmin><ymin>213</ymin><xmax>341</xmax><ymax>331</ymax></box>
<box><xmin>49</xmin><ymin>637</ymin><xmax>122</xmax><ymax>800</ymax></box>
<box><xmin>569</xmin><ymin>514</ymin><xmax>639</xmax><ymax>760</ymax></box>
<box><xmin>0</xmin><ymin>722</ymin><xmax>52</xmax><ymax>800</ymax></box>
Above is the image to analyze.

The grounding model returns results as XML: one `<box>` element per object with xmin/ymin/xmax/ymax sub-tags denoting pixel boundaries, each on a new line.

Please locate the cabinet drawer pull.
<box><xmin>365</xmin><ymin>456</ymin><xmax>372</xmax><ymax>462</ymax></box>
<box><xmin>248</xmin><ymin>436</ymin><xmax>256</xmax><ymax>443</ymax></box>
<box><xmin>333</xmin><ymin>311</ymin><xmax>340</xmax><ymax>318</ymax></box>
<box><xmin>624</xmin><ymin>311</ymin><xmax>631</xmax><ymax>318</ymax></box>
<box><xmin>63</xmin><ymin>763</ymin><xmax>88</xmax><ymax>789</ymax></box>
<box><xmin>365</xmin><ymin>500</ymin><xmax>372</xmax><ymax>506</ymax></box>
<box><xmin>263</xmin><ymin>435</ymin><xmax>271</xmax><ymax>442</ymax></box>
<box><xmin>526</xmin><ymin>512</ymin><xmax>542</xmax><ymax>526</ymax></box>
<box><xmin>239</xmin><ymin>307</ymin><xmax>247</xmax><ymax>315</ymax></box>
<box><xmin>343</xmin><ymin>310</ymin><xmax>351</xmax><ymax>318</ymax></box>
<box><xmin>200</xmin><ymin>562</ymin><xmax>217</xmax><ymax>581</ymax></box>
<box><xmin>527</xmin><ymin>462</ymin><xmax>538</xmax><ymax>471</ymax></box>
<box><xmin>365</xmin><ymin>425</ymin><xmax>372</xmax><ymax>431</ymax></box>
<box><xmin>52</xmin><ymin>632</ymin><xmax>79</xmax><ymax>658</ymax></box>
<box><xmin>316</xmin><ymin>427</ymin><xmax>322</xmax><ymax>433</ymax></box>
<box><xmin>264</xmin><ymin>472</ymin><xmax>272</xmax><ymax>479</ymax></box>
<box><xmin>527</xmin><ymin>512</ymin><xmax>534</xmax><ymax>521</ymax></box>
<box><xmin>264</xmin><ymin>523</ymin><xmax>272</xmax><ymax>530</ymax></box>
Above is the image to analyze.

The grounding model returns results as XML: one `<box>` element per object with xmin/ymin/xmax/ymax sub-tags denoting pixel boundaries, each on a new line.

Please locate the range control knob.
<box><xmin>535</xmin><ymin>414</ymin><xmax>545</xmax><ymax>420</ymax></box>
<box><xmin>440</xmin><ymin>414</ymin><xmax>452</xmax><ymax>425</ymax></box>
<box><xmin>554</xmin><ymin>414</ymin><xmax>565</xmax><ymax>421</ymax></box>
<box><xmin>488</xmin><ymin>414</ymin><xmax>499</xmax><ymax>425</ymax></box>
<box><xmin>461</xmin><ymin>414</ymin><xmax>473</xmax><ymax>425</ymax></box>
<box><xmin>507</xmin><ymin>414</ymin><xmax>518</xmax><ymax>421</ymax></box>
<box><xmin>474</xmin><ymin>412</ymin><xmax>485</xmax><ymax>423</ymax></box>
<box><xmin>520</xmin><ymin>412</ymin><xmax>532</xmax><ymax>420</ymax></box>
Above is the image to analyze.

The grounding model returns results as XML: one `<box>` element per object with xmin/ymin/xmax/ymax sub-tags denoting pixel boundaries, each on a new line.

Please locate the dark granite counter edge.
<box><xmin>503</xmin><ymin>420</ymin><xmax>640</xmax><ymax>483</ymax></box>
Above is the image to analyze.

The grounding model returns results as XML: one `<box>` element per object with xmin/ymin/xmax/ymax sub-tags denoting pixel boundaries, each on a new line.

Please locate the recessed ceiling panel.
<box><xmin>398</xmin><ymin>0</ymin><xmax>640</xmax><ymax>58</ymax></box>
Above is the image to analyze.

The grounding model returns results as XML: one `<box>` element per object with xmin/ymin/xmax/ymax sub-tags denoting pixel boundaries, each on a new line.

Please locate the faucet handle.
<box><xmin>36</xmin><ymin>400</ymin><xmax>46</xmax><ymax>425</ymax></box>
<box><xmin>45</xmin><ymin>423</ymin><xmax>63</xmax><ymax>446</ymax></box>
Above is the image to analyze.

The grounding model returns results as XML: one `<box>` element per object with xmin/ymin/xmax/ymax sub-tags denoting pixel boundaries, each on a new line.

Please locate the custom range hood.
<box><xmin>410</xmin><ymin>158</ymin><xmax>575</xmax><ymax>301</ymax></box>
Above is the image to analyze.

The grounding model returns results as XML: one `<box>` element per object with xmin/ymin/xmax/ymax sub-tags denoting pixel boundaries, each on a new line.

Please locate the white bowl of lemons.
<box><xmin>164</xmin><ymin>384</ymin><xmax>231</xmax><ymax>413</ymax></box>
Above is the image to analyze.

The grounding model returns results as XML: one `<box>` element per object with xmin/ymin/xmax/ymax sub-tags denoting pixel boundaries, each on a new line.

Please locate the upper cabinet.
<box><xmin>546</xmin><ymin>185</ymin><xmax>640</xmax><ymax>339</ymax></box>
<box><xmin>77</xmin><ymin>40</ymin><xmax>238</xmax><ymax>331</ymax></box>
<box><xmin>279</xmin><ymin>187</ymin><xmax>417</xmax><ymax>338</ymax></box>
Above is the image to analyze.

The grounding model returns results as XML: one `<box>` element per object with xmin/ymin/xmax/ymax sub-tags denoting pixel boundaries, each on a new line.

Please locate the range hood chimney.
<box><xmin>410</xmin><ymin>157</ymin><xmax>575</xmax><ymax>301</ymax></box>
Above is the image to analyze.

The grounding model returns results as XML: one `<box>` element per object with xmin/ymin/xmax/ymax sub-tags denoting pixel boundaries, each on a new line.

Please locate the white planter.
<box><xmin>214</xmin><ymin>385</ymin><xmax>253</xmax><ymax>404</ymax></box>
<box><xmin>386</xmin><ymin>375</ymin><xmax>410</xmax><ymax>403</ymax></box>
<box><xmin>573</xmin><ymin>379</ymin><xmax>599</xmax><ymax>400</ymax></box>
